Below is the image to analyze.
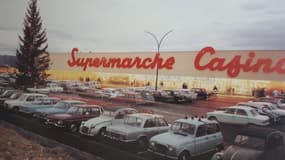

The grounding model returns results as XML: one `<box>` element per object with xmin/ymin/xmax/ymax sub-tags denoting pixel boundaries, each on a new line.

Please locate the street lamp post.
<box><xmin>145</xmin><ymin>30</ymin><xmax>173</xmax><ymax>91</ymax></box>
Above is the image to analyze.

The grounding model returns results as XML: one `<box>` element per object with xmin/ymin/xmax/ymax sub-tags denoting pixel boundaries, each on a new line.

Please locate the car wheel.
<box><xmin>96</xmin><ymin>128</ymin><xmax>106</xmax><ymax>139</ymax></box>
<box><xmin>70</xmin><ymin>124</ymin><xmax>78</xmax><ymax>132</ymax></box>
<box><xmin>12</xmin><ymin>107</ymin><xmax>19</xmax><ymax>112</ymax></box>
<box><xmin>137</xmin><ymin>137</ymin><xmax>148</xmax><ymax>150</ymax></box>
<box><xmin>178</xmin><ymin>151</ymin><xmax>191</xmax><ymax>160</ymax></box>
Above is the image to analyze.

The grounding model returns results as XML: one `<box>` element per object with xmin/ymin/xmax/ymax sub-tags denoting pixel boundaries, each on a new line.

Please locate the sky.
<box><xmin>1</xmin><ymin>0</ymin><xmax>285</xmax><ymax>55</ymax></box>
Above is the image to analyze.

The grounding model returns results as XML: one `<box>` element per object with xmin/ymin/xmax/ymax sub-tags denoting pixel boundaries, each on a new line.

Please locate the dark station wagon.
<box><xmin>45</xmin><ymin>104</ymin><xmax>104</xmax><ymax>132</ymax></box>
<box><xmin>212</xmin><ymin>126</ymin><xmax>285</xmax><ymax>160</ymax></box>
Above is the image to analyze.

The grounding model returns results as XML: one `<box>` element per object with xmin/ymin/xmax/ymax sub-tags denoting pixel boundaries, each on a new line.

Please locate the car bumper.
<box><xmin>148</xmin><ymin>148</ymin><xmax>177</xmax><ymax>159</ymax></box>
<box><xmin>44</xmin><ymin>121</ymin><xmax>65</xmax><ymax>128</ymax></box>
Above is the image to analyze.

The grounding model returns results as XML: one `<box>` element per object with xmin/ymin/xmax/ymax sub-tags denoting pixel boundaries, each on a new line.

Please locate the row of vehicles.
<box><xmin>0</xmin><ymin>88</ymin><xmax>284</xmax><ymax>160</ymax></box>
<box><xmin>206</xmin><ymin>96</ymin><xmax>285</xmax><ymax>160</ymax></box>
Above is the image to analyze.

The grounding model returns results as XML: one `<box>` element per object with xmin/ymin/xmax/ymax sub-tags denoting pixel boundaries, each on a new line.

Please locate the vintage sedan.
<box><xmin>207</xmin><ymin>106</ymin><xmax>270</xmax><ymax>126</ymax></box>
<box><xmin>33</xmin><ymin>100</ymin><xmax>86</xmax><ymax>120</ymax></box>
<box><xmin>18</xmin><ymin>97</ymin><xmax>61</xmax><ymax>115</ymax></box>
<box><xmin>211</xmin><ymin>126</ymin><xmax>285</xmax><ymax>160</ymax></box>
<box><xmin>104</xmin><ymin>113</ymin><xmax>169</xmax><ymax>150</ymax></box>
<box><xmin>80</xmin><ymin>107</ymin><xmax>138</xmax><ymax>138</ymax></box>
<box><xmin>3</xmin><ymin>93</ymin><xmax>48</xmax><ymax>111</ymax></box>
<box><xmin>0</xmin><ymin>91</ymin><xmax>22</xmax><ymax>108</ymax></box>
<box><xmin>149</xmin><ymin>117</ymin><xmax>224</xmax><ymax>160</ymax></box>
<box><xmin>249</xmin><ymin>101</ymin><xmax>285</xmax><ymax>118</ymax></box>
<box><xmin>45</xmin><ymin>104</ymin><xmax>104</xmax><ymax>132</ymax></box>
<box><xmin>237</xmin><ymin>102</ymin><xmax>280</xmax><ymax>123</ymax></box>
<box><xmin>190</xmin><ymin>88</ymin><xmax>210</xmax><ymax>100</ymax></box>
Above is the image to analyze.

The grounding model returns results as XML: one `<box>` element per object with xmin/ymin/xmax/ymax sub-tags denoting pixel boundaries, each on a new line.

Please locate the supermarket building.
<box><xmin>48</xmin><ymin>46</ymin><xmax>285</xmax><ymax>96</ymax></box>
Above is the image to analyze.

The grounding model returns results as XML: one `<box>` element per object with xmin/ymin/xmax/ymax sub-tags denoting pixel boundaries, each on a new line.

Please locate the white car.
<box><xmin>26</xmin><ymin>87</ymin><xmax>50</xmax><ymax>94</ymax></box>
<box><xmin>248</xmin><ymin>101</ymin><xmax>285</xmax><ymax>118</ymax></box>
<box><xmin>46</xmin><ymin>83</ymin><xmax>64</xmax><ymax>93</ymax></box>
<box><xmin>79</xmin><ymin>108</ymin><xmax>138</xmax><ymax>138</ymax></box>
<box><xmin>237</xmin><ymin>102</ymin><xmax>280</xmax><ymax>123</ymax></box>
<box><xmin>104</xmin><ymin>113</ymin><xmax>169</xmax><ymax>150</ymax></box>
<box><xmin>149</xmin><ymin>117</ymin><xmax>223</xmax><ymax>160</ymax></box>
<box><xmin>207</xmin><ymin>106</ymin><xmax>270</xmax><ymax>126</ymax></box>
<box><xmin>3</xmin><ymin>93</ymin><xmax>48</xmax><ymax>111</ymax></box>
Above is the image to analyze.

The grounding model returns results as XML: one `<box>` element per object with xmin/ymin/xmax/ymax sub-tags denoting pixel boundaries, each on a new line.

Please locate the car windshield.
<box><xmin>17</xmin><ymin>94</ymin><xmax>28</xmax><ymax>101</ymax></box>
<box><xmin>10</xmin><ymin>93</ymin><xmax>20</xmax><ymax>99</ymax></box>
<box><xmin>250</xmin><ymin>109</ymin><xmax>259</xmax><ymax>116</ymax></box>
<box><xmin>234</xmin><ymin>134</ymin><xmax>265</xmax><ymax>150</ymax></box>
<box><xmin>54</xmin><ymin>102</ymin><xmax>68</xmax><ymax>109</ymax></box>
<box><xmin>66</xmin><ymin>106</ymin><xmax>78</xmax><ymax>113</ymax></box>
<box><xmin>124</xmin><ymin>116</ymin><xmax>143</xmax><ymax>127</ymax></box>
<box><xmin>171</xmin><ymin>122</ymin><xmax>196</xmax><ymax>135</ymax></box>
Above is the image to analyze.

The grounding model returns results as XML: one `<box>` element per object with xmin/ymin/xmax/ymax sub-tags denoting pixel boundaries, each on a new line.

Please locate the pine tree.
<box><xmin>16</xmin><ymin>0</ymin><xmax>50</xmax><ymax>88</ymax></box>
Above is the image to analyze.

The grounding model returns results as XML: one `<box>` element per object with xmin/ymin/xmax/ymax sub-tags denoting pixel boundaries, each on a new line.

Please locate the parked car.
<box><xmin>3</xmin><ymin>93</ymin><xmax>48</xmax><ymax>111</ymax></box>
<box><xmin>104</xmin><ymin>113</ymin><xmax>170</xmax><ymax>150</ymax></box>
<box><xmin>46</xmin><ymin>83</ymin><xmax>64</xmax><ymax>93</ymax></box>
<box><xmin>149</xmin><ymin>117</ymin><xmax>224</xmax><ymax>160</ymax></box>
<box><xmin>45</xmin><ymin>104</ymin><xmax>104</xmax><ymax>132</ymax></box>
<box><xmin>249</xmin><ymin>101</ymin><xmax>285</xmax><ymax>119</ymax></box>
<box><xmin>211</xmin><ymin>126</ymin><xmax>285</xmax><ymax>160</ymax></box>
<box><xmin>18</xmin><ymin>97</ymin><xmax>61</xmax><ymax>115</ymax></box>
<box><xmin>190</xmin><ymin>88</ymin><xmax>210</xmax><ymax>100</ymax></box>
<box><xmin>254</xmin><ymin>97</ymin><xmax>285</xmax><ymax>108</ymax></box>
<box><xmin>79</xmin><ymin>107</ymin><xmax>138</xmax><ymax>138</ymax></box>
<box><xmin>0</xmin><ymin>91</ymin><xmax>23</xmax><ymax>109</ymax></box>
<box><xmin>33</xmin><ymin>100</ymin><xmax>87</xmax><ymax>120</ymax></box>
<box><xmin>0</xmin><ymin>89</ymin><xmax>16</xmax><ymax>98</ymax></box>
<box><xmin>26</xmin><ymin>87</ymin><xmax>50</xmax><ymax>94</ymax></box>
<box><xmin>153</xmin><ymin>90</ymin><xmax>177</xmax><ymax>103</ymax></box>
<box><xmin>237</xmin><ymin>102</ymin><xmax>280</xmax><ymax>123</ymax></box>
<box><xmin>207</xmin><ymin>106</ymin><xmax>270</xmax><ymax>126</ymax></box>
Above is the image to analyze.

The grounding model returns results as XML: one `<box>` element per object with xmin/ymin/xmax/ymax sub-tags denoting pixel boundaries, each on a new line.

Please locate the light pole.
<box><xmin>145</xmin><ymin>30</ymin><xmax>173</xmax><ymax>91</ymax></box>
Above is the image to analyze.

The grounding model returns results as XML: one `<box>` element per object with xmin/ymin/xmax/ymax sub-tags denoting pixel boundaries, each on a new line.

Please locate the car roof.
<box><xmin>237</xmin><ymin>126</ymin><xmax>282</xmax><ymax>139</ymax></box>
<box><xmin>237</xmin><ymin>102</ymin><xmax>265</xmax><ymax>108</ymax></box>
<box><xmin>228</xmin><ymin>105</ymin><xmax>254</xmax><ymax>111</ymax></box>
<box><xmin>59</xmin><ymin>100</ymin><xmax>86</xmax><ymax>103</ymax></box>
<box><xmin>22</xmin><ymin>93</ymin><xmax>47</xmax><ymax>96</ymax></box>
<box><xmin>175</xmin><ymin>117</ymin><xmax>217</xmax><ymax>126</ymax></box>
<box><xmin>73</xmin><ymin>104</ymin><xmax>102</xmax><ymax>108</ymax></box>
<box><xmin>127</xmin><ymin>113</ymin><xmax>163</xmax><ymax>120</ymax></box>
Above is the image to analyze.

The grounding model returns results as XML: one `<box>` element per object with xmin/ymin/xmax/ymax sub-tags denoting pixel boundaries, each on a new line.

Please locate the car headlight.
<box><xmin>90</xmin><ymin>124</ymin><xmax>96</xmax><ymax>129</ymax></box>
<box><xmin>57</xmin><ymin>120</ymin><xmax>63</xmax><ymax>124</ymax></box>
<box><xmin>215</xmin><ymin>153</ymin><xmax>223</xmax><ymax>160</ymax></box>
<box><xmin>150</xmin><ymin>141</ymin><xmax>155</xmax><ymax>146</ymax></box>
<box><xmin>167</xmin><ymin>145</ymin><xmax>175</xmax><ymax>152</ymax></box>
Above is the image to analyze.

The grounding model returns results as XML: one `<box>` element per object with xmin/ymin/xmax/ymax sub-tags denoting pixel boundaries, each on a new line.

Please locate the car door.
<box><xmin>143</xmin><ymin>118</ymin><xmax>159</xmax><ymax>138</ymax></box>
<box><xmin>234</xmin><ymin>109</ymin><xmax>249</xmax><ymax>125</ymax></box>
<box><xmin>194</xmin><ymin>125</ymin><xmax>210</xmax><ymax>155</ymax></box>
<box><xmin>220</xmin><ymin>108</ymin><xmax>235</xmax><ymax>123</ymax></box>
<box><xmin>205</xmin><ymin>124</ymin><xmax>220</xmax><ymax>151</ymax></box>
<box><xmin>156</xmin><ymin>117</ymin><xmax>169</xmax><ymax>133</ymax></box>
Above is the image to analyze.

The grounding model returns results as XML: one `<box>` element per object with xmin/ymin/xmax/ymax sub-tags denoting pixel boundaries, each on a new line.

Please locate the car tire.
<box><xmin>137</xmin><ymin>137</ymin><xmax>148</xmax><ymax>150</ymax></box>
<box><xmin>96</xmin><ymin>128</ymin><xmax>106</xmax><ymax>139</ymax></box>
<box><xmin>178</xmin><ymin>151</ymin><xmax>191</xmax><ymax>160</ymax></box>
<box><xmin>12</xmin><ymin>107</ymin><xmax>19</xmax><ymax>113</ymax></box>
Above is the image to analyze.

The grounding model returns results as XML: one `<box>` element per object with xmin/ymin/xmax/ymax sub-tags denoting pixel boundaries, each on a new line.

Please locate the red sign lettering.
<box><xmin>194</xmin><ymin>47</ymin><xmax>285</xmax><ymax>78</ymax></box>
<box><xmin>67</xmin><ymin>48</ymin><xmax>175</xmax><ymax>71</ymax></box>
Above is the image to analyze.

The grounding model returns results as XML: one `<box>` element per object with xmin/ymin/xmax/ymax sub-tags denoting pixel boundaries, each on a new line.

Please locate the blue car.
<box><xmin>33</xmin><ymin>100</ymin><xmax>86</xmax><ymax>120</ymax></box>
<box><xmin>19</xmin><ymin>97</ymin><xmax>61</xmax><ymax>115</ymax></box>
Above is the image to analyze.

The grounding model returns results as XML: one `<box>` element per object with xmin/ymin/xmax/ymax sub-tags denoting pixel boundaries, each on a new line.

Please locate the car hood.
<box><xmin>47</xmin><ymin>113</ymin><xmax>72</xmax><ymax>120</ymax></box>
<box><xmin>5</xmin><ymin>99</ymin><xmax>21</xmax><ymax>105</ymax></box>
<box><xmin>222</xmin><ymin>145</ymin><xmax>262</xmax><ymax>160</ymax></box>
<box><xmin>83</xmin><ymin>115</ymin><xmax>113</xmax><ymax>127</ymax></box>
<box><xmin>151</xmin><ymin>132</ymin><xmax>194</xmax><ymax>147</ymax></box>
<box><xmin>273</xmin><ymin>109</ymin><xmax>285</xmax><ymax>116</ymax></box>
<box><xmin>107</xmin><ymin>124</ymin><xmax>142</xmax><ymax>135</ymax></box>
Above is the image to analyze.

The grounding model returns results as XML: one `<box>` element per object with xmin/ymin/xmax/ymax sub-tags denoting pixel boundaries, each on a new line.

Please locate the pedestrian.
<box><xmin>273</xmin><ymin>89</ymin><xmax>279</xmax><ymax>96</ymax></box>
<box><xmin>213</xmin><ymin>85</ymin><xmax>218</xmax><ymax>95</ymax></box>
